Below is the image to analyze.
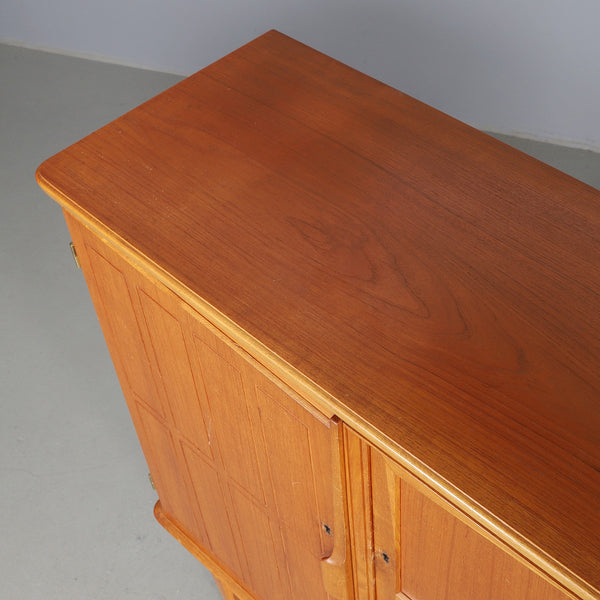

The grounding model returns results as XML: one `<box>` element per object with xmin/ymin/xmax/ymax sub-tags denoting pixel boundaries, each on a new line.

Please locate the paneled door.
<box><xmin>364</xmin><ymin>431</ymin><xmax>571</xmax><ymax>600</ymax></box>
<box><xmin>65</xmin><ymin>213</ymin><xmax>346</xmax><ymax>600</ymax></box>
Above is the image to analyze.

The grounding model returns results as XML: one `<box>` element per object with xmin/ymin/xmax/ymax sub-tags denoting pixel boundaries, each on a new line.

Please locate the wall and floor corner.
<box><xmin>2</xmin><ymin>0</ymin><xmax>600</xmax><ymax>151</ymax></box>
<box><xmin>1</xmin><ymin>29</ymin><xmax>600</xmax><ymax>600</ymax></box>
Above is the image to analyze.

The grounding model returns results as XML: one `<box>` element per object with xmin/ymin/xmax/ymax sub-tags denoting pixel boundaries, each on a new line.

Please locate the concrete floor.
<box><xmin>1</xmin><ymin>43</ymin><xmax>599</xmax><ymax>599</ymax></box>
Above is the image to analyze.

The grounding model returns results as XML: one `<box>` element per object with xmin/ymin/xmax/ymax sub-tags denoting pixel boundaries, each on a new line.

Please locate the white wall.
<box><xmin>2</xmin><ymin>0</ymin><xmax>600</xmax><ymax>150</ymax></box>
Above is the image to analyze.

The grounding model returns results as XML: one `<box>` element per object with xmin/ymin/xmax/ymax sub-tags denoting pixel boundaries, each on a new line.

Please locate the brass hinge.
<box><xmin>69</xmin><ymin>241</ymin><xmax>81</xmax><ymax>269</ymax></box>
<box><xmin>148</xmin><ymin>472</ymin><xmax>156</xmax><ymax>490</ymax></box>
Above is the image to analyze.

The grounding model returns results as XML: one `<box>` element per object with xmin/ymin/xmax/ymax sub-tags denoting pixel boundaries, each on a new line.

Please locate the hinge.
<box><xmin>148</xmin><ymin>472</ymin><xmax>156</xmax><ymax>490</ymax></box>
<box><xmin>69</xmin><ymin>241</ymin><xmax>81</xmax><ymax>269</ymax></box>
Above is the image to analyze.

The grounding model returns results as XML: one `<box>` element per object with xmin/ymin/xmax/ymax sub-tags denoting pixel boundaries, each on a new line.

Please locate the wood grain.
<box><xmin>65</xmin><ymin>213</ymin><xmax>338</xmax><ymax>600</ymax></box>
<box><xmin>343</xmin><ymin>426</ymin><xmax>376</xmax><ymax>600</ymax></box>
<box><xmin>37</xmin><ymin>30</ymin><xmax>600</xmax><ymax>596</ymax></box>
<box><xmin>400</xmin><ymin>479</ymin><xmax>571</xmax><ymax>600</ymax></box>
<box><xmin>370</xmin><ymin>439</ymin><xmax>576</xmax><ymax>600</ymax></box>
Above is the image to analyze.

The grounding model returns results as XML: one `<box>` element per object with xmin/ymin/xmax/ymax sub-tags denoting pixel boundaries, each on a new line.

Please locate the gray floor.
<box><xmin>1</xmin><ymin>43</ymin><xmax>599</xmax><ymax>600</ymax></box>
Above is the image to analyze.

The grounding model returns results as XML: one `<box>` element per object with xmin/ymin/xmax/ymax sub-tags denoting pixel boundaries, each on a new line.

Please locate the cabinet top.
<box><xmin>37</xmin><ymin>30</ymin><xmax>600</xmax><ymax>594</ymax></box>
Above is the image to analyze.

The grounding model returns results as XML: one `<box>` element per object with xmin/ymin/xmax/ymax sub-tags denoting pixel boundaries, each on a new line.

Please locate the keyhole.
<box><xmin>323</xmin><ymin>523</ymin><xmax>332</xmax><ymax>535</ymax></box>
<box><xmin>382</xmin><ymin>552</ymin><xmax>390</xmax><ymax>563</ymax></box>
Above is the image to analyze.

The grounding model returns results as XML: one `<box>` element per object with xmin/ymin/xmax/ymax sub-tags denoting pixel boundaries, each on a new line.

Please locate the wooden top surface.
<box><xmin>37</xmin><ymin>30</ymin><xmax>600</xmax><ymax>594</ymax></box>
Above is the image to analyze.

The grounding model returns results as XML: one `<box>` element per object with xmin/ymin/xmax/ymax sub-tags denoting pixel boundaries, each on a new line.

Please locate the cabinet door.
<box><xmin>365</xmin><ymin>433</ymin><xmax>572</xmax><ymax>600</ymax></box>
<box><xmin>65</xmin><ymin>214</ymin><xmax>348</xmax><ymax>600</ymax></box>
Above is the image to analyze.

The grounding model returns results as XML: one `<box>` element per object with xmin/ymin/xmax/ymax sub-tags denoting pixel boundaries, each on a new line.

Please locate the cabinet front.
<box><xmin>65</xmin><ymin>214</ymin><xmax>343</xmax><ymax>600</ymax></box>
<box><xmin>366</xmin><ymin>437</ymin><xmax>571</xmax><ymax>600</ymax></box>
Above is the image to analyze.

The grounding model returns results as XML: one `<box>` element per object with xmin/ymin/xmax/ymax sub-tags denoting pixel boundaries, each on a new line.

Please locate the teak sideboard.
<box><xmin>37</xmin><ymin>30</ymin><xmax>599</xmax><ymax>600</ymax></box>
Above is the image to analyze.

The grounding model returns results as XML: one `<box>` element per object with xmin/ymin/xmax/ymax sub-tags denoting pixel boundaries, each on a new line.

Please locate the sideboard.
<box><xmin>36</xmin><ymin>30</ymin><xmax>600</xmax><ymax>600</ymax></box>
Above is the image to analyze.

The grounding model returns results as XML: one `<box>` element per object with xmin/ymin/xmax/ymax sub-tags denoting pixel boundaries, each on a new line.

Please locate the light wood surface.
<box><xmin>368</xmin><ymin>438</ymin><xmax>573</xmax><ymax>600</ymax></box>
<box><xmin>36</xmin><ymin>30</ymin><xmax>600</xmax><ymax>600</ymax></box>
<box><xmin>400</xmin><ymin>481</ymin><xmax>570</xmax><ymax>600</ymax></box>
<box><xmin>65</xmin><ymin>214</ymin><xmax>338</xmax><ymax>600</ymax></box>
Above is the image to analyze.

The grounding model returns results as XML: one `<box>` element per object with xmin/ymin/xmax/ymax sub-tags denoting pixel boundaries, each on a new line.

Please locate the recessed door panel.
<box><xmin>369</xmin><ymin>444</ymin><xmax>571</xmax><ymax>600</ymax></box>
<box><xmin>255</xmin><ymin>385</ymin><xmax>332</xmax><ymax>557</ymax></box>
<box><xmin>85</xmin><ymin>245</ymin><xmax>163</xmax><ymax>418</ymax></box>
<box><xmin>138</xmin><ymin>290</ymin><xmax>213</xmax><ymax>458</ymax></box>
<box><xmin>192</xmin><ymin>334</ymin><xmax>267</xmax><ymax>505</ymax></box>
<box><xmin>134</xmin><ymin>401</ymin><xmax>207</xmax><ymax>546</ymax></box>
<box><xmin>180</xmin><ymin>440</ymin><xmax>244</xmax><ymax>580</ymax></box>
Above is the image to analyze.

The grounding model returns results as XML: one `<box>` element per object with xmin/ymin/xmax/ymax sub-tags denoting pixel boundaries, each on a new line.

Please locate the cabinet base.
<box><xmin>153</xmin><ymin>501</ymin><xmax>254</xmax><ymax>600</ymax></box>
